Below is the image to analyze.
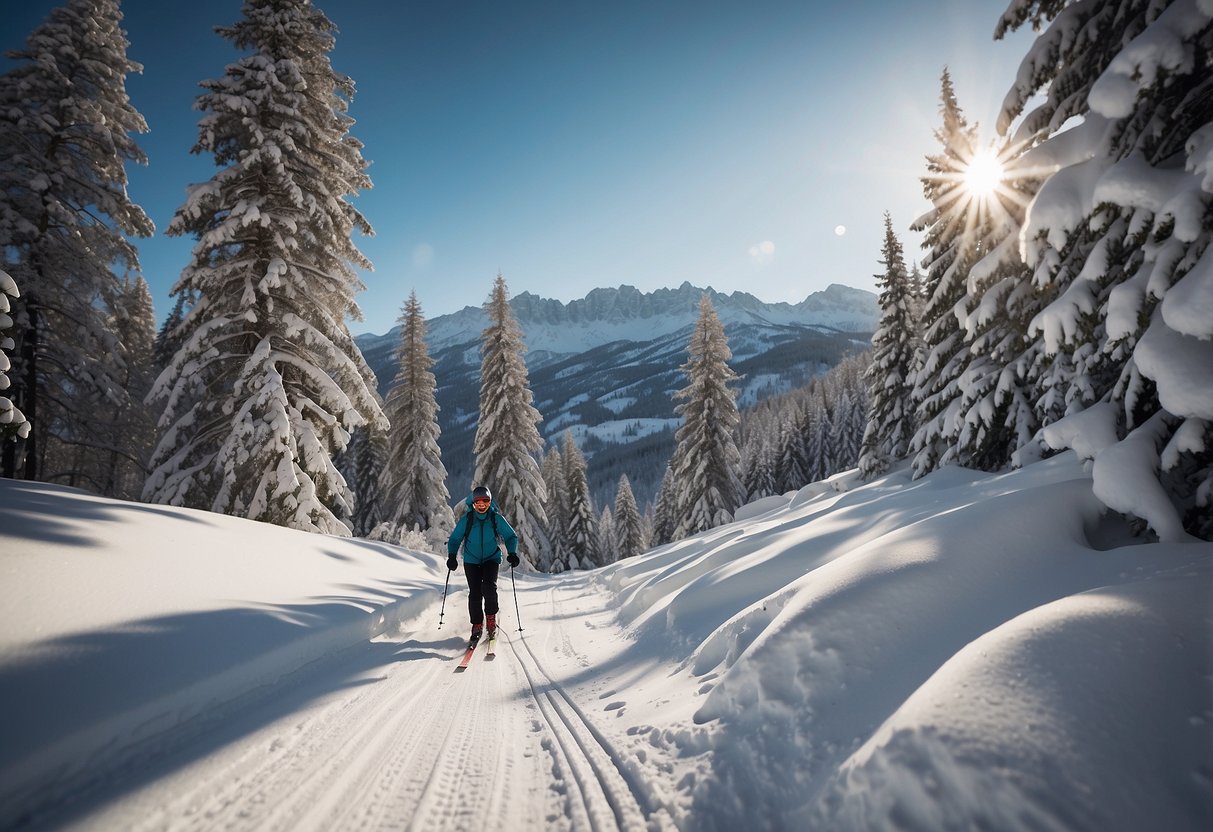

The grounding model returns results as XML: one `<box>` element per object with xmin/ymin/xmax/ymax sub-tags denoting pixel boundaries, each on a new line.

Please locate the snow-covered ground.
<box><xmin>1</xmin><ymin>454</ymin><xmax>1210</xmax><ymax>831</ymax></box>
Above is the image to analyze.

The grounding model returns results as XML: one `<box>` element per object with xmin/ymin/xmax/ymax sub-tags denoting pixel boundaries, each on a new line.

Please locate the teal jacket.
<box><xmin>447</xmin><ymin>497</ymin><xmax>518</xmax><ymax>565</ymax></box>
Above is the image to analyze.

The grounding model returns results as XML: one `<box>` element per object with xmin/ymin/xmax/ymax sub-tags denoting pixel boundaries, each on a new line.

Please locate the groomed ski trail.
<box><xmin>35</xmin><ymin>577</ymin><xmax>669</xmax><ymax>832</ymax></box>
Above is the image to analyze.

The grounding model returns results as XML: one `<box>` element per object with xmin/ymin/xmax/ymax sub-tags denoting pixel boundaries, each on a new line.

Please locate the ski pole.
<box><xmin>511</xmin><ymin>564</ymin><xmax>524</xmax><ymax>632</ymax></box>
<box><xmin>438</xmin><ymin>568</ymin><xmax>451</xmax><ymax>629</ymax></box>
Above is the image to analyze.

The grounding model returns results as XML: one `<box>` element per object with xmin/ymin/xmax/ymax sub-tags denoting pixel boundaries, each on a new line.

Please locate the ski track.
<box><xmin>43</xmin><ymin>579</ymin><xmax>661</xmax><ymax>832</ymax></box>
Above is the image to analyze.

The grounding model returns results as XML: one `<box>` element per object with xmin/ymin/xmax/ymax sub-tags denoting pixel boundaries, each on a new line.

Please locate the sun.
<box><xmin>963</xmin><ymin>146</ymin><xmax>1005</xmax><ymax>198</ymax></box>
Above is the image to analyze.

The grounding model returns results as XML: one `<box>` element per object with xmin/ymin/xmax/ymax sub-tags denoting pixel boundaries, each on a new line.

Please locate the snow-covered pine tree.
<box><xmin>774</xmin><ymin>407</ymin><xmax>810</xmax><ymax>492</ymax></box>
<box><xmin>472</xmin><ymin>273</ymin><xmax>549</xmax><ymax>560</ymax></box>
<box><xmin>144</xmin><ymin>0</ymin><xmax>385</xmax><ymax>535</ymax></box>
<box><xmin>0</xmin><ymin>271</ymin><xmax>31</xmax><ymax>446</ymax></box>
<box><xmin>539</xmin><ymin>445</ymin><xmax>568</xmax><ymax>572</ymax></box>
<box><xmin>805</xmin><ymin>396</ymin><xmax>830</xmax><ymax>482</ymax></box>
<box><xmin>669</xmin><ymin>294</ymin><xmax>743</xmax><ymax>539</ymax></box>
<box><xmin>380</xmin><ymin>292</ymin><xmax>452</xmax><ymax>550</ymax></box>
<box><xmin>613</xmin><ymin>473</ymin><xmax>647</xmax><ymax>559</ymax></box>
<box><xmin>831</xmin><ymin>387</ymin><xmax>866</xmax><ymax>473</ymax></box>
<box><xmin>101</xmin><ymin>276</ymin><xmax>157</xmax><ymax>500</ymax></box>
<box><xmin>996</xmin><ymin>0</ymin><xmax>1213</xmax><ymax>540</ymax></box>
<box><xmin>597</xmin><ymin>504</ymin><xmax>618</xmax><ymax>566</ymax></box>
<box><xmin>951</xmin><ymin>136</ymin><xmax>1039</xmax><ymax>472</ymax></box>
<box><xmin>742</xmin><ymin>433</ymin><xmax>778</xmax><ymax>502</ymax></box>
<box><xmin>0</xmin><ymin>0</ymin><xmax>153</xmax><ymax>483</ymax></box>
<box><xmin>908</xmin><ymin>69</ymin><xmax>988</xmax><ymax>477</ymax></box>
<box><xmin>561</xmin><ymin>430</ymin><xmax>598</xmax><ymax>568</ymax></box>
<box><xmin>650</xmin><ymin>465</ymin><xmax>677</xmax><ymax>546</ymax></box>
<box><xmin>859</xmin><ymin>214</ymin><xmax>920</xmax><ymax>477</ymax></box>
<box><xmin>338</xmin><ymin>426</ymin><xmax>387</xmax><ymax>537</ymax></box>
<box><xmin>153</xmin><ymin>290</ymin><xmax>193</xmax><ymax>374</ymax></box>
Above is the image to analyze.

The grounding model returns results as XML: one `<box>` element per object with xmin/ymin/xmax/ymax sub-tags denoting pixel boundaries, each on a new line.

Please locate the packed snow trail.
<box><xmin>27</xmin><ymin>578</ymin><xmax>665</xmax><ymax>832</ymax></box>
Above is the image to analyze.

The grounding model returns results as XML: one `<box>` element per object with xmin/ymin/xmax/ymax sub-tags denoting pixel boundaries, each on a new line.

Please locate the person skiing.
<box><xmin>446</xmin><ymin>485</ymin><xmax>520</xmax><ymax>644</ymax></box>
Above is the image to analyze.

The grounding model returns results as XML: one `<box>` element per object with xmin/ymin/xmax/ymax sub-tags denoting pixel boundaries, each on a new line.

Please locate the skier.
<box><xmin>446</xmin><ymin>485</ymin><xmax>520</xmax><ymax>645</ymax></box>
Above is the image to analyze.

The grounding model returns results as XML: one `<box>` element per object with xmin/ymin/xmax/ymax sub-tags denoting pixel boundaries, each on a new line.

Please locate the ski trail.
<box><xmin>41</xmin><ymin>579</ymin><xmax>667</xmax><ymax>832</ymax></box>
<box><xmin>504</xmin><ymin>587</ymin><xmax>654</xmax><ymax>832</ymax></box>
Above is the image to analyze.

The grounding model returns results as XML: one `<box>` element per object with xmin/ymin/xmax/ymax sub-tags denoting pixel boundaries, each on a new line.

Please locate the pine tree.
<box><xmin>774</xmin><ymin>408</ymin><xmax>810</xmax><ymax>492</ymax></box>
<box><xmin>859</xmin><ymin>214</ymin><xmax>919</xmax><ymax>477</ymax></box>
<box><xmin>614</xmin><ymin>474</ymin><xmax>647</xmax><ymax>559</ymax></box>
<box><xmin>651</xmin><ymin>465</ymin><xmax>677</xmax><ymax>547</ymax></box>
<box><xmin>561</xmin><ymin>430</ymin><xmax>598</xmax><ymax>568</ymax></box>
<box><xmin>144</xmin><ymin>0</ymin><xmax>385</xmax><ymax>535</ymax></box>
<box><xmin>380</xmin><ymin>292</ymin><xmax>452</xmax><ymax>549</ymax></box>
<box><xmin>0</xmin><ymin>0</ymin><xmax>153</xmax><ymax>483</ymax></box>
<box><xmin>472</xmin><ymin>273</ymin><xmax>549</xmax><ymax>559</ymax></box>
<box><xmin>0</xmin><ymin>271</ymin><xmax>31</xmax><ymax>446</ymax></box>
<box><xmin>742</xmin><ymin>433</ymin><xmax>778</xmax><ymax>501</ymax></box>
<box><xmin>153</xmin><ymin>290</ymin><xmax>193</xmax><ymax>374</ymax></box>
<box><xmin>802</xmin><ymin>398</ymin><xmax>825</xmax><ymax>482</ymax></box>
<box><xmin>669</xmin><ymin>295</ymin><xmax>743</xmax><ymax>539</ymax></box>
<box><xmin>910</xmin><ymin>69</ymin><xmax>1039</xmax><ymax>477</ymax></box>
<box><xmin>830</xmin><ymin>388</ymin><xmax>864</xmax><ymax>473</ymax></box>
<box><xmin>996</xmin><ymin>0</ymin><xmax>1213</xmax><ymax>539</ymax></box>
<box><xmin>951</xmin><ymin>144</ymin><xmax>1039</xmax><ymax>473</ymax></box>
<box><xmin>339</xmin><ymin>426</ymin><xmax>387</xmax><ymax>537</ymax></box>
<box><xmin>101</xmin><ymin>276</ymin><xmax>157</xmax><ymax>499</ymax></box>
<box><xmin>539</xmin><ymin>445</ymin><xmax>568</xmax><ymax>572</ymax></box>
<box><xmin>597</xmin><ymin>504</ymin><xmax>618</xmax><ymax>566</ymax></box>
<box><xmin>908</xmin><ymin>69</ymin><xmax>985</xmax><ymax>476</ymax></box>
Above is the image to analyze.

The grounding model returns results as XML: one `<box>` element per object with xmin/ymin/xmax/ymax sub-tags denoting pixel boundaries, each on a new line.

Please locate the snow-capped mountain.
<box><xmin>355</xmin><ymin>282</ymin><xmax>876</xmax><ymax>507</ymax></box>
<box><xmin>359</xmin><ymin>281</ymin><xmax>877</xmax><ymax>359</ymax></box>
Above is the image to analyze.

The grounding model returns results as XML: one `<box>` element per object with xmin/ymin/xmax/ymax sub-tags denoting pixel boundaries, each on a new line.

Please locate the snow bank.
<box><xmin>0</xmin><ymin>479</ymin><xmax>440</xmax><ymax>825</ymax></box>
<box><xmin>596</xmin><ymin>452</ymin><xmax>1213</xmax><ymax>831</ymax></box>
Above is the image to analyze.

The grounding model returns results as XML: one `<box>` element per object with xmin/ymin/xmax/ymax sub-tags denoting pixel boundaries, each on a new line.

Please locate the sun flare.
<box><xmin>963</xmin><ymin>147</ymin><xmax>1004</xmax><ymax>198</ymax></box>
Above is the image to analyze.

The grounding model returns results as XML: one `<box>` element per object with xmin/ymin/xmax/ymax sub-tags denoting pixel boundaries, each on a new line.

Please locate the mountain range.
<box><xmin>355</xmin><ymin>282</ymin><xmax>877</xmax><ymax>510</ymax></box>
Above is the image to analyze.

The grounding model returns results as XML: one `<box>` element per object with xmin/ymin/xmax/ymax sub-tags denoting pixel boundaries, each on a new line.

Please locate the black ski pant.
<box><xmin>464</xmin><ymin>561</ymin><xmax>500</xmax><ymax>625</ymax></box>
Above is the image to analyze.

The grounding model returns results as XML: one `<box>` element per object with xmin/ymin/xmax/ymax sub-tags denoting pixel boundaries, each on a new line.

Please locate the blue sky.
<box><xmin>2</xmin><ymin>0</ymin><xmax>1035</xmax><ymax>336</ymax></box>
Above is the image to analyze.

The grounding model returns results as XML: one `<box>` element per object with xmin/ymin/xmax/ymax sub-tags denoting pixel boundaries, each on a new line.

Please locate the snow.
<box><xmin>1162</xmin><ymin>247</ymin><xmax>1213</xmax><ymax>339</ymax></box>
<box><xmin>1087</xmin><ymin>0</ymin><xmax>1212</xmax><ymax>120</ymax></box>
<box><xmin>1</xmin><ymin>455</ymin><xmax>1210</xmax><ymax>830</ymax></box>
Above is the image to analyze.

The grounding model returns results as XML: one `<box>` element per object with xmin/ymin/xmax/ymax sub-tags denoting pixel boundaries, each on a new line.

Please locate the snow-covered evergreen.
<box><xmin>560</xmin><ymin>431</ymin><xmax>598</xmax><ymax>569</ymax></box>
<box><xmin>0</xmin><ymin>270</ymin><xmax>30</xmax><ymax>445</ymax></box>
<box><xmin>337</xmin><ymin>426</ymin><xmax>387</xmax><ymax>537</ymax></box>
<box><xmin>668</xmin><ymin>295</ymin><xmax>743</xmax><ymax>539</ymax></box>
<box><xmin>742</xmin><ymin>432</ymin><xmax>778</xmax><ymax>502</ymax></box>
<box><xmin>908</xmin><ymin>70</ymin><xmax>987</xmax><ymax>476</ymax></box>
<box><xmin>859</xmin><ymin>214</ymin><xmax>920</xmax><ymax>477</ymax></box>
<box><xmin>773</xmin><ymin>406</ymin><xmax>810</xmax><ymax>493</ymax></box>
<box><xmin>143</xmin><ymin>0</ymin><xmax>385</xmax><ymax>535</ymax></box>
<box><xmin>153</xmin><ymin>291</ymin><xmax>193</xmax><ymax>375</ymax></box>
<box><xmin>994</xmin><ymin>0</ymin><xmax>1213</xmax><ymax>540</ymax></box>
<box><xmin>539</xmin><ymin>445</ymin><xmax>569</xmax><ymax>572</ymax></box>
<box><xmin>650</xmin><ymin>465</ymin><xmax>677</xmax><ymax>547</ymax></box>
<box><xmin>596</xmin><ymin>504</ymin><xmax>618</xmax><ymax>566</ymax></box>
<box><xmin>908</xmin><ymin>69</ymin><xmax>1042</xmax><ymax>479</ymax></box>
<box><xmin>0</xmin><ymin>0</ymin><xmax>152</xmax><ymax>485</ymax></box>
<box><xmin>472</xmin><ymin>273</ymin><xmax>549</xmax><ymax>562</ymax></box>
<box><xmin>100</xmin><ymin>276</ymin><xmax>156</xmax><ymax>500</ymax></box>
<box><xmin>612</xmin><ymin>473</ymin><xmax>647</xmax><ymax>559</ymax></box>
<box><xmin>379</xmin><ymin>292</ymin><xmax>452</xmax><ymax>551</ymax></box>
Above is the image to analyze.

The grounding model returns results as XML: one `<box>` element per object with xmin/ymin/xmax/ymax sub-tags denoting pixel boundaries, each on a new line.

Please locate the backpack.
<box><xmin>461</xmin><ymin>504</ymin><xmax>503</xmax><ymax>554</ymax></box>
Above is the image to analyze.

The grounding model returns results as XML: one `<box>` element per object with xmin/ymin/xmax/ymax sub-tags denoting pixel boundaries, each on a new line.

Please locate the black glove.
<box><xmin>507</xmin><ymin>552</ymin><xmax>520</xmax><ymax>567</ymax></box>
<box><xmin>446</xmin><ymin>556</ymin><xmax>458</xmax><ymax>571</ymax></box>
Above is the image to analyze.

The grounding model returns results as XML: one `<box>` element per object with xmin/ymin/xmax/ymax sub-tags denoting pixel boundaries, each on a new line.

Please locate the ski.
<box><xmin>485</xmin><ymin>632</ymin><xmax>497</xmax><ymax>660</ymax></box>
<box><xmin>455</xmin><ymin>633</ymin><xmax>482</xmax><ymax>671</ymax></box>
